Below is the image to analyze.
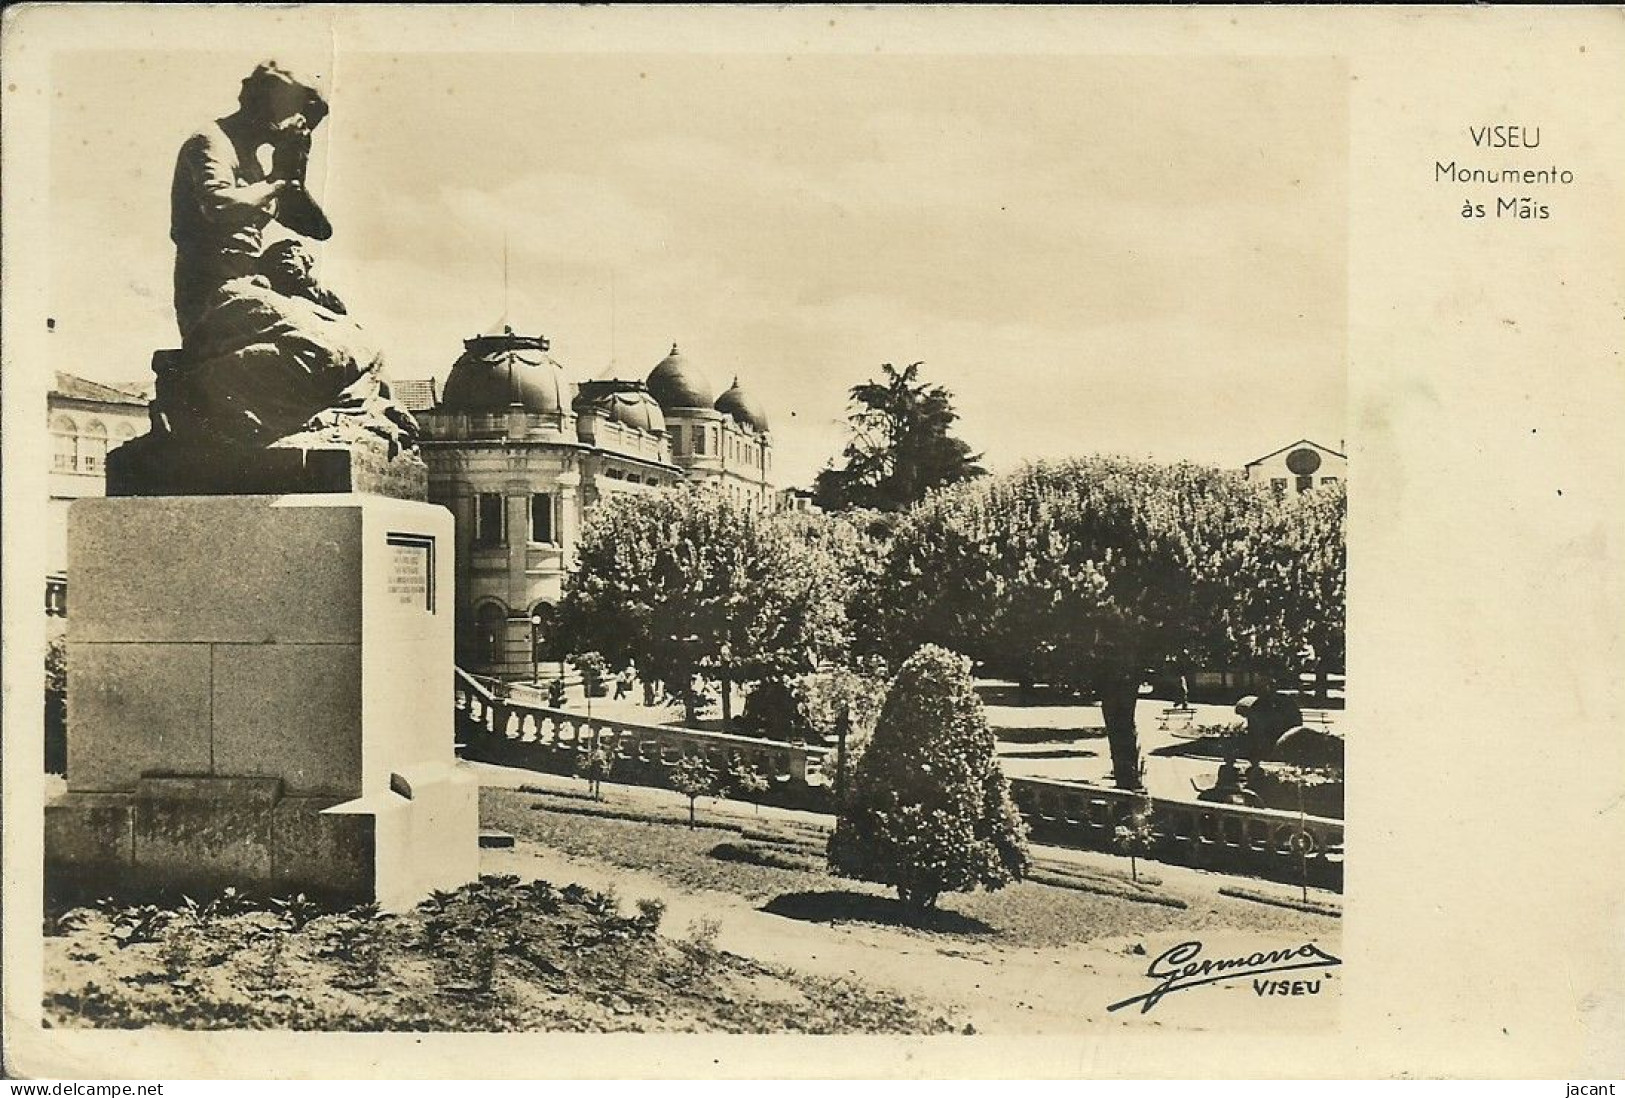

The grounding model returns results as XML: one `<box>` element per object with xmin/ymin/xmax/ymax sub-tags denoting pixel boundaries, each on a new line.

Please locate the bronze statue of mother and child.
<box><xmin>110</xmin><ymin>62</ymin><xmax>421</xmax><ymax>495</ymax></box>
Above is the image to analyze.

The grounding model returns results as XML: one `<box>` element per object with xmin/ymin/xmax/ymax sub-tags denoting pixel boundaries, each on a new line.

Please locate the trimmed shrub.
<box><xmin>827</xmin><ymin>645</ymin><xmax>1029</xmax><ymax>910</ymax></box>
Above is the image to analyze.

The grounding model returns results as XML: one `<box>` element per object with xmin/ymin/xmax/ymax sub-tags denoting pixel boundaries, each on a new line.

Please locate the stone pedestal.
<box><xmin>105</xmin><ymin>431</ymin><xmax>428</xmax><ymax>501</ymax></box>
<box><xmin>45</xmin><ymin>493</ymin><xmax>478</xmax><ymax>911</ymax></box>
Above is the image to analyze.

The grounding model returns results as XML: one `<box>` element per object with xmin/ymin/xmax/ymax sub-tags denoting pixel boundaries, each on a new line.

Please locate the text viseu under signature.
<box><xmin>1107</xmin><ymin>940</ymin><xmax>1343</xmax><ymax>1014</ymax></box>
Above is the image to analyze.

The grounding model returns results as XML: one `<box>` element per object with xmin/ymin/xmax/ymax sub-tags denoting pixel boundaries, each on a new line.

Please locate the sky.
<box><xmin>47</xmin><ymin>49</ymin><xmax>1348</xmax><ymax>488</ymax></box>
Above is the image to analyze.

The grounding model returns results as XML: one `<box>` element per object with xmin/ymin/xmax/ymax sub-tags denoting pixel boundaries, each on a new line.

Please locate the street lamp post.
<box><xmin>529</xmin><ymin>612</ymin><xmax>543</xmax><ymax>690</ymax></box>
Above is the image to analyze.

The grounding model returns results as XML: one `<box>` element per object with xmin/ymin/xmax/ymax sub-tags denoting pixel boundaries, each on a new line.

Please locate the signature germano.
<box><xmin>1107</xmin><ymin>940</ymin><xmax>1343</xmax><ymax>1014</ymax></box>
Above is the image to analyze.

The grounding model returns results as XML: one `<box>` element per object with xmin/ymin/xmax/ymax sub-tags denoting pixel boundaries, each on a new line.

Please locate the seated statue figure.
<box><xmin>153</xmin><ymin>61</ymin><xmax>416</xmax><ymax>454</ymax></box>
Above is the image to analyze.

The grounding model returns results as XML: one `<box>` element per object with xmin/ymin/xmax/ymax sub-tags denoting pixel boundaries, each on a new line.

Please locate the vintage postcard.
<box><xmin>2</xmin><ymin>3</ymin><xmax>1621</xmax><ymax>1080</ymax></box>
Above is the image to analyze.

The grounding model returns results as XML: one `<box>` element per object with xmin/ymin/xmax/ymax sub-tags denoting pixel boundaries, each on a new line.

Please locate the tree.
<box><xmin>814</xmin><ymin>362</ymin><xmax>985</xmax><ymax>513</ymax></box>
<box><xmin>556</xmin><ymin>486</ymin><xmax>849</xmax><ymax>728</ymax></box>
<box><xmin>875</xmin><ymin>457</ymin><xmax>1319</xmax><ymax>789</ymax></box>
<box><xmin>1233</xmin><ymin>481</ymin><xmax>1347</xmax><ymax>699</ymax></box>
<box><xmin>1276</xmin><ymin>762</ymin><xmax>1340</xmax><ymax>901</ymax></box>
<box><xmin>775</xmin><ymin>508</ymin><xmax>894</xmax><ymax>662</ymax></box>
<box><xmin>575</xmin><ymin>743</ymin><xmax>614</xmax><ymax>800</ymax></box>
<box><xmin>669</xmin><ymin>756</ymin><xmax>719</xmax><ymax>829</ymax></box>
<box><xmin>827</xmin><ymin>645</ymin><xmax>1028</xmax><ymax>912</ymax></box>
<box><xmin>724</xmin><ymin>756</ymin><xmax>770</xmax><ymax>814</ymax></box>
<box><xmin>1113</xmin><ymin>788</ymin><xmax>1158</xmax><ymax>883</ymax></box>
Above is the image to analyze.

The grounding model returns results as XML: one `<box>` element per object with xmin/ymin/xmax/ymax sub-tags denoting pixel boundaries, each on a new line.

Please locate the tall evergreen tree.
<box><xmin>813</xmin><ymin>362</ymin><xmax>985</xmax><ymax>513</ymax></box>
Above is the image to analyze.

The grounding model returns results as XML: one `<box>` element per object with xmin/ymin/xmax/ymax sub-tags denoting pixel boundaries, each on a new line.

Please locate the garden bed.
<box><xmin>43</xmin><ymin>876</ymin><xmax>957</xmax><ymax>1033</ymax></box>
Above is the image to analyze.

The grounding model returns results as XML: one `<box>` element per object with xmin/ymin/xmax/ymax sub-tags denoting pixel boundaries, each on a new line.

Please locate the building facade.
<box><xmin>647</xmin><ymin>343</ymin><xmax>775</xmax><ymax>508</ymax></box>
<box><xmin>47</xmin><ymin>373</ymin><xmax>150</xmax><ymax>620</ymax></box>
<box><xmin>408</xmin><ymin>329</ymin><xmax>775</xmax><ymax>679</ymax></box>
<box><xmin>1244</xmin><ymin>439</ymin><xmax>1347</xmax><ymax>495</ymax></box>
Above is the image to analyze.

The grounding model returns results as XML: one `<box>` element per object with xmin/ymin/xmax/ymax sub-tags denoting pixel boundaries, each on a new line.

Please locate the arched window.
<box><xmin>114</xmin><ymin>421</ymin><xmax>139</xmax><ymax>443</ymax></box>
<box><xmin>82</xmin><ymin>420</ymin><xmax>109</xmax><ymax>474</ymax></box>
<box><xmin>474</xmin><ymin>601</ymin><xmax>509</xmax><ymax>668</ymax></box>
<box><xmin>51</xmin><ymin>415</ymin><xmax>78</xmax><ymax>471</ymax></box>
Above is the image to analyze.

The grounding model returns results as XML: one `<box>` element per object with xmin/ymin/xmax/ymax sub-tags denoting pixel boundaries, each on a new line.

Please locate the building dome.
<box><xmin>439</xmin><ymin>326</ymin><xmax>569</xmax><ymax>414</ymax></box>
<box><xmin>714</xmin><ymin>376</ymin><xmax>769</xmax><ymax>433</ymax></box>
<box><xmin>645</xmin><ymin>343</ymin><xmax>716</xmax><ymax>410</ymax></box>
<box><xmin>574</xmin><ymin>382</ymin><xmax>667</xmax><ymax>434</ymax></box>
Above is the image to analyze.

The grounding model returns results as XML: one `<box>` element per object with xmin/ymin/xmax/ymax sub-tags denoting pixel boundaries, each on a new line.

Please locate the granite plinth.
<box><xmin>106</xmin><ymin>432</ymin><xmax>427</xmax><ymax>501</ymax></box>
<box><xmin>48</xmin><ymin>493</ymin><xmax>477</xmax><ymax>910</ymax></box>
<box><xmin>45</xmin><ymin>774</ymin><xmax>476</xmax><ymax>909</ymax></box>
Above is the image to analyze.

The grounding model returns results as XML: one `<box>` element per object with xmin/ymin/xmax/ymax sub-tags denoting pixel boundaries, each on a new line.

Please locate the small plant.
<box><xmin>168</xmin><ymin>891</ymin><xmax>245</xmax><ymax>967</ymax></box>
<box><xmin>548</xmin><ymin>677</ymin><xmax>567</xmax><ymax>708</ymax></box>
<box><xmin>104</xmin><ymin>904</ymin><xmax>172</xmax><ymax>949</ymax></box>
<box><xmin>177</xmin><ymin>894</ymin><xmax>205</xmax><ymax>926</ymax></box>
<box><xmin>634</xmin><ymin>898</ymin><xmax>666</xmax><ymax>935</ymax></box>
<box><xmin>581</xmin><ymin>887</ymin><xmax>655</xmax><ymax>946</ymax></box>
<box><xmin>414</xmin><ymin>877</ymin><xmax>532</xmax><ymax>999</ymax></box>
<box><xmin>50</xmin><ymin>908</ymin><xmax>91</xmax><ymax>937</ymax></box>
<box><xmin>522</xmin><ymin>879</ymin><xmax>561</xmax><ymax>914</ymax></box>
<box><xmin>678</xmin><ymin>916</ymin><xmax>723</xmax><ymax>982</ymax></box>
<box><xmin>1114</xmin><ymin>790</ymin><xmax>1159</xmax><ymax>884</ymax></box>
<box><xmin>583</xmin><ymin>886</ymin><xmax>620</xmax><ymax>919</ymax></box>
<box><xmin>207</xmin><ymin>886</ymin><xmax>253</xmax><ymax>920</ymax></box>
<box><xmin>172</xmin><ymin>886</ymin><xmax>252</xmax><ymax>928</ymax></box>
<box><xmin>245</xmin><ymin>922</ymin><xmax>289</xmax><ymax>990</ymax></box>
<box><xmin>320</xmin><ymin>902</ymin><xmax>387</xmax><ymax>990</ymax></box>
<box><xmin>669</xmin><ymin>755</ymin><xmax>718</xmax><ymax>829</ymax></box>
<box><xmin>156</xmin><ymin>922</ymin><xmax>200</xmax><ymax>988</ymax></box>
<box><xmin>270</xmin><ymin>893</ymin><xmax>322</xmax><ymax>932</ymax></box>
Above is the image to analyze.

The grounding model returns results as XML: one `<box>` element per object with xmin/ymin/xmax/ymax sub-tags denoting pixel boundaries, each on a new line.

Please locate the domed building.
<box><xmin>410</xmin><ymin>326</ymin><xmax>682</xmax><ymax>676</ymax></box>
<box><xmin>404</xmin><ymin>329</ymin><xmax>775</xmax><ymax>679</ymax></box>
<box><xmin>648</xmin><ymin>344</ymin><xmax>775</xmax><ymax>509</ymax></box>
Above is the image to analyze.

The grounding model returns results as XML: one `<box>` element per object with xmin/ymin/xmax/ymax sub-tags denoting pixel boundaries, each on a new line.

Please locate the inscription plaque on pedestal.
<box><xmin>385</xmin><ymin>533</ymin><xmax>435</xmax><ymax>612</ymax></box>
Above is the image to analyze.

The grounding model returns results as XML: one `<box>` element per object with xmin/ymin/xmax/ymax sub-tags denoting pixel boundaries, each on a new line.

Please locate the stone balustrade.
<box><xmin>453</xmin><ymin>669</ymin><xmax>1342</xmax><ymax>891</ymax></box>
<box><xmin>454</xmin><ymin>669</ymin><xmax>828</xmax><ymax>793</ymax></box>
<box><xmin>1007</xmin><ymin>776</ymin><xmax>1343</xmax><ymax>891</ymax></box>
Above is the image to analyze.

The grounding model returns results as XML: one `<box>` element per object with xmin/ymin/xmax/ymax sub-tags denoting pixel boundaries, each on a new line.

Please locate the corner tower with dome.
<box><xmin>402</xmin><ymin>329</ymin><xmax>775</xmax><ymax>679</ymax></box>
<box><xmin>646</xmin><ymin>342</ymin><xmax>775</xmax><ymax>508</ymax></box>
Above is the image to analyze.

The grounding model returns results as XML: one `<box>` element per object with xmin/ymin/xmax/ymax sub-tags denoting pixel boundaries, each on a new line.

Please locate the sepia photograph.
<box><xmin>31</xmin><ymin>34</ymin><xmax>1348</xmax><ymax>1036</ymax></box>
<box><xmin>3</xmin><ymin>3</ymin><xmax>1621</xmax><ymax>1082</ymax></box>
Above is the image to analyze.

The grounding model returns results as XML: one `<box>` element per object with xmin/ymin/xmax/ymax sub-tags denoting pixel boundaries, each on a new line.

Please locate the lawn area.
<box><xmin>40</xmin><ymin>781</ymin><xmax>1340</xmax><ymax>1034</ymax></box>
<box><xmin>481</xmin><ymin>785</ymin><xmax>1338</xmax><ymax>951</ymax></box>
